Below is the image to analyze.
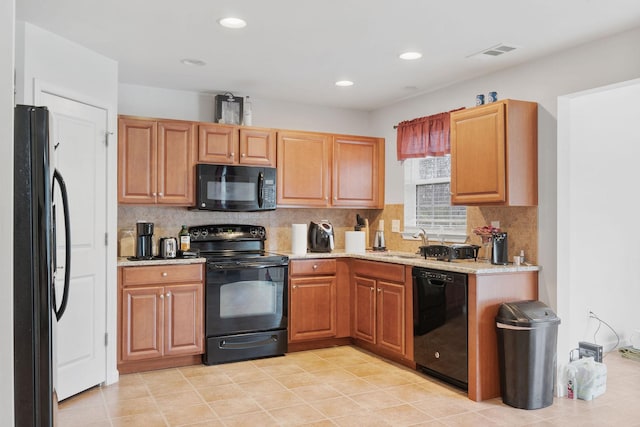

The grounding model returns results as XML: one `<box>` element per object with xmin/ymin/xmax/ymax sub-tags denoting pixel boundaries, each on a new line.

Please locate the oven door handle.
<box><xmin>208</xmin><ymin>262</ymin><xmax>287</xmax><ymax>270</ymax></box>
<box><xmin>220</xmin><ymin>335</ymin><xmax>278</xmax><ymax>349</ymax></box>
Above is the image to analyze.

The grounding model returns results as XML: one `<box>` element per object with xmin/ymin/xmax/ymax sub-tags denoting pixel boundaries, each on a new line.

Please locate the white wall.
<box><xmin>1</xmin><ymin>2</ymin><xmax>15</xmax><ymax>425</ymax></box>
<box><xmin>15</xmin><ymin>21</ymin><xmax>120</xmax><ymax>386</ymax></box>
<box><xmin>558</xmin><ymin>79</ymin><xmax>640</xmax><ymax>365</ymax></box>
<box><xmin>118</xmin><ymin>84</ymin><xmax>372</xmax><ymax>136</ymax></box>
<box><xmin>369</xmin><ymin>27</ymin><xmax>640</xmax><ymax>356</ymax></box>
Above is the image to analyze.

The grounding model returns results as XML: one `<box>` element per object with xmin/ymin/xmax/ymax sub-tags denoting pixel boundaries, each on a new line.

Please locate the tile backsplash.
<box><xmin>119</xmin><ymin>204</ymin><xmax>537</xmax><ymax>263</ymax></box>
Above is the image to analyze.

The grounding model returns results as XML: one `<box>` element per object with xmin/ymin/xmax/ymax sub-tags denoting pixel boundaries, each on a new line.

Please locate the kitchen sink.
<box><xmin>374</xmin><ymin>252</ymin><xmax>422</xmax><ymax>259</ymax></box>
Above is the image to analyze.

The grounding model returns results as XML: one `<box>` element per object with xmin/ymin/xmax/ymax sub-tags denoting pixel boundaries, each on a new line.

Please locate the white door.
<box><xmin>40</xmin><ymin>92</ymin><xmax>108</xmax><ymax>400</ymax></box>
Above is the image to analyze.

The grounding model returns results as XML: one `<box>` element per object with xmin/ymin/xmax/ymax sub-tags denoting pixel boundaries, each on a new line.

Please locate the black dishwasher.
<box><xmin>413</xmin><ymin>267</ymin><xmax>468</xmax><ymax>390</ymax></box>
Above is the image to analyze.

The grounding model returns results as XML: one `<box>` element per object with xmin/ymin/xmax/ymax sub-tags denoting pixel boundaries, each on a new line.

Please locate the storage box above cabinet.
<box><xmin>198</xmin><ymin>123</ymin><xmax>276</xmax><ymax>167</ymax></box>
<box><xmin>450</xmin><ymin>100</ymin><xmax>537</xmax><ymax>206</ymax></box>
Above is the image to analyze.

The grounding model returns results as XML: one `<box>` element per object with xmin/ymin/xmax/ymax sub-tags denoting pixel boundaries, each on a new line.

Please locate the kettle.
<box><xmin>308</xmin><ymin>220</ymin><xmax>334</xmax><ymax>253</ymax></box>
<box><xmin>159</xmin><ymin>237</ymin><xmax>177</xmax><ymax>259</ymax></box>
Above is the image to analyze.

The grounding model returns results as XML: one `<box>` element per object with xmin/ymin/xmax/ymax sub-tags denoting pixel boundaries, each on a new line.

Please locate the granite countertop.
<box><xmin>282</xmin><ymin>249</ymin><xmax>540</xmax><ymax>275</ymax></box>
<box><xmin>117</xmin><ymin>257</ymin><xmax>206</xmax><ymax>267</ymax></box>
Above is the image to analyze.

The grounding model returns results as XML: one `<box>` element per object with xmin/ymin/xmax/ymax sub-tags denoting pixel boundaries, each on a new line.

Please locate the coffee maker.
<box><xmin>135</xmin><ymin>221</ymin><xmax>154</xmax><ymax>259</ymax></box>
<box><xmin>491</xmin><ymin>232</ymin><xmax>509</xmax><ymax>265</ymax></box>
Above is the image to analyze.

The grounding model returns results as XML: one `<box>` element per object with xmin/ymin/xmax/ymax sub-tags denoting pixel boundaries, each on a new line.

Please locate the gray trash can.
<box><xmin>496</xmin><ymin>300</ymin><xmax>561</xmax><ymax>409</ymax></box>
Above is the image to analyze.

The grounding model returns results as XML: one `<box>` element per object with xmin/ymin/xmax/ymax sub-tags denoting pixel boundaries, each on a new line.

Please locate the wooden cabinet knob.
<box><xmin>241</xmin><ymin>153</ymin><xmax>246</xmax><ymax>157</ymax></box>
<box><xmin>161</xmin><ymin>272</ymin><xmax>168</xmax><ymax>277</ymax></box>
<box><xmin>313</xmin><ymin>264</ymin><xmax>318</xmax><ymax>270</ymax></box>
<box><xmin>230</xmin><ymin>152</ymin><xmax>235</xmax><ymax>157</ymax></box>
<box><xmin>166</xmin><ymin>292</ymin><xmax>171</xmax><ymax>297</ymax></box>
<box><xmin>158</xmin><ymin>192</ymin><xmax>163</xmax><ymax>197</ymax></box>
<box><xmin>159</xmin><ymin>294</ymin><xmax>164</xmax><ymax>299</ymax></box>
<box><xmin>292</xmin><ymin>285</ymin><xmax>298</xmax><ymax>289</ymax></box>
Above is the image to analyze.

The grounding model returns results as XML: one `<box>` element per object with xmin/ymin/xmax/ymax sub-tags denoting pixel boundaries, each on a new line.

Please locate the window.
<box><xmin>404</xmin><ymin>155</ymin><xmax>467</xmax><ymax>242</ymax></box>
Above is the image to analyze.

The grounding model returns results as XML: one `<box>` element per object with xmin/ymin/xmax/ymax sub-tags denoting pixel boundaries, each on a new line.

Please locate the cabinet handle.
<box><xmin>166</xmin><ymin>292</ymin><xmax>171</xmax><ymax>297</ymax></box>
<box><xmin>161</xmin><ymin>272</ymin><xmax>168</xmax><ymax>277</ymax></box>
<box><xmin>312</xmin><ymin>264</ymin><xmax>318</xmax><ymax>270</ymax></box>
<box><xmin>377</xmin><ymin>288</ymin><xmax>382</xmax><ymax>293</ymax></box>
<box><xmin>230</xmin><ymin>152</ymin><xmax>235</xmax><ymax>158</ymax></box>
<box><xmin>241</xmin><ymin>153</ymin><xmax>246</xmax><ymax>157</ymax></box>
<box><xmin>158</xmin><ymin>192</ymin><xmax>163</xmax><ymax>197</ymax></box>
<box><xmin>292</xmin><ymin>285</ymin><xmax>298</xmax><ymax>289</ymax></box>
<box><xmin>152</xmin><ymin>192</ymin><xmax>157</xmax><ymax>196</ymax></box>
<box><xmin>370</xmin><ymin>287</ymin><xmax>374</xmax><ymax>292</ymax></box>
<box><xmin>160</xmin><ymin>294</ymin><xmax>164</xmax><ymax>299</ymax></box>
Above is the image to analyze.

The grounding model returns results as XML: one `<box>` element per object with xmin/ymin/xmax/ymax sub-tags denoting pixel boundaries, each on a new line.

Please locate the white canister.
<box><xmin>345</xmin><ymin>231</ymin><xmax>366</xmax><ymax>254</ymax></box>
<box><xmin>291</xmin><ymin>224</ymin><xmax>307</xmax><ymax>255</ymax></box>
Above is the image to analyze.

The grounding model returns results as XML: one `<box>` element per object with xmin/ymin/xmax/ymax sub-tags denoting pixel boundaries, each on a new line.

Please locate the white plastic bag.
<box><xmin>565</xmin><ymin>357</ymin><xmax>607</xmax><ymax>401</ymax></box>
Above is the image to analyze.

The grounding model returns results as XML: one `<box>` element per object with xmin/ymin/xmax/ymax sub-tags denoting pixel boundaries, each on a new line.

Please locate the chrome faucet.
<box><xmin>413</xmin><ymin>228</ymin><xmax>429</xmax><ymax>246</ymax></box>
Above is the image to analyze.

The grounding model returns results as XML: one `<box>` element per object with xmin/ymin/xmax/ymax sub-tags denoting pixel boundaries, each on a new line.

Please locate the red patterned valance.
<box><xmin>396</xmin><ymin>108</ymin><xmax>464</xmax><ymax>161</ymax></box>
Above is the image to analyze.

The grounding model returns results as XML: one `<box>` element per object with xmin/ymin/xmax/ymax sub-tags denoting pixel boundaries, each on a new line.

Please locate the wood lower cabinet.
<box><xmin>288</xmin><ymin>259</ymin><xmax>351</xmax><ymax>345</ymax></box>
<box><xmin>450</xmin><ymin>99</ymin><xmax>537</xmax><ymax>206</ymax></box>
<box><xmin>277</xmin><ymin>131</ymin><xmax>384</xmax><ymax>208</ymax></box>
<box><xmin>351</xmin><ymin>260</ymin><xmax>412</xmax><ymax>361</ymax></box>
<box><xmin>198</xmin><ymin>123</ymin><xmax>276</xmax><ymax>166</ymax></box>
<box><xmin>118</xmin><ymin>263</ymin><xmax>204</xmax><ymax>373</ymax></box>
<box><xmin>118</xmin><ymin>116</ymin><xmax>196</xmax><ymax>205</ymax></box>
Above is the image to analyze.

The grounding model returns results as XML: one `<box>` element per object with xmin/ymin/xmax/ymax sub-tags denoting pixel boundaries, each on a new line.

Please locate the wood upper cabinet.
<box><xmin>450</xmin><ymin>99</ymin><xmax>537</xmax><ymax>206</ymax></box>
<box><xmin>118</xmin><ymin>264</ymin><xmax>204</xmax><ymax>369</ymax></box>
<box><xmin>118</xmin><ymin>116</ymin><xmax>196</xmax><ymax>205</ymax></box>
<box><xmin>289</xmin><ymin>259</ymin><xmax>337</xmax><ymax>342</ymax></box>
<box><xmin>277</xmin><ymin>131</ymin><xmax>384</xmax><ymax>208</ymax></box>
<box><xmin>198</xmin><ymin>123</ymin><xmax>276</xmax><ymax>166</ymax></box>
<box><xmin>352</xmin><ymin>260</ymin><xmax>408</xmax><ymax>358</ymax></box>
<box><xmin>277</xmin><ymin>131</ymin><xmax>332</xmax><ymax>207</ymax></box>
<box><xmin>332</xmin><ymin>135</ymin><xmax>384</xmax><ymax>208</ymax></box>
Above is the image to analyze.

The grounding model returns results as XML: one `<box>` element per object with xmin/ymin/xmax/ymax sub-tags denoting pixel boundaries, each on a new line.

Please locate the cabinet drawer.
<box><xmin>122</xmin><ymin>264</ymin><xmax>203</xmax><ymax>286</ymax></box>
<box><xmin>351</xmin><ymin>260</ymin><xmax>405</xmax><ymax>282</ymax></box>
<box><xmin>290</xmin><ymin>259</ymin><xmax>336</xmax><ymax>276</ymax></box>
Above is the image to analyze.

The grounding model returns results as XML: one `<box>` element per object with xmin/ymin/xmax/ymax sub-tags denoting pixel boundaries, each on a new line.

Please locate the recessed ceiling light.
<box><xmin>180</xmin><ymin>58</ymin><xmax>206</xmax><ymax>66</ymax></box>
<box><xmin>335</xmin><ymin>80</ymin><xmax>354</xmax><ymax>87</ymax></box>
<box><xmin>399</xmin><ymin>51</ymin><xmax>422</xmax><ymax>60</ymax></box>
<box><xmin>218</xmin><ymin>17</ymin><xmax>247</xmax><ymax>29</ymax></box>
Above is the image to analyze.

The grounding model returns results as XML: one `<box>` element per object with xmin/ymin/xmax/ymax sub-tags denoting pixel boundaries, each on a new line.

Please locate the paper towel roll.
<box><xmin>345</xmin><ymin>231</ymin><xmax>366</xmax><ymax>254</ymax></box>
<box><xmin>291</xmin><ymin>224</ymin><xmax>307</xmax><ymax>255</ymax></box>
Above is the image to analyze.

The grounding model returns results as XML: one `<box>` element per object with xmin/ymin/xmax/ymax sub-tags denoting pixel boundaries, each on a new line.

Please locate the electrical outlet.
<box><xmin>579</xmin><ymin>341</ymin><xmax>603</xmax><ymax>363</ymax></box>
<box><xmin>491</xmin><ymin>220</ymin><xmax>500</xmax><ymax>229</ymax></box>
<box><xmin>391</xmin><ymin>219</ymin><xmax>400</xmax><ymax>233</ymax></box>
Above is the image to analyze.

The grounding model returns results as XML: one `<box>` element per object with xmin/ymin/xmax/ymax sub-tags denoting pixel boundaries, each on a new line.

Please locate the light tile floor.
<box><xmin>58</xmin><ymin>346</ymin><xmax>640</xmax><ymax>426</ymax></box>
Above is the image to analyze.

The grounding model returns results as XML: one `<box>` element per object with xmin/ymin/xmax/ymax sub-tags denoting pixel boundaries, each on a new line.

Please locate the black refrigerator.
<box><xmin>14</xmin><ymin>105</ymin><xmax>71</xmax><ymax>427</ymax></box>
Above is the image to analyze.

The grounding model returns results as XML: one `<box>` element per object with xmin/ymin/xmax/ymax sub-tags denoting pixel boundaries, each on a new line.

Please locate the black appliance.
<box><xmin>135</xmin><ymin>221</ymin><xmax>154</xmax><ymax>259</ymax></box>
<box><xmin>308</xmin><ymin>220</ymin><xmax>334</xmax><ymax>253</ymax></box>
<box><xmin>14</xmin><ymin>105</ymin><xmax>71</xmax><ymax>426</ymax></box>
<box><xmin>195</xmin><ymin>164</ymin><xmax>277</xmax><ymax>212</ymax></box>
<box><xmin>419</xmin><ymin>244</ymin><xmax>480</xmax><ymax>262</ymax></box>
<box><xmin>189</xmin><ymin>224</ymin><xmax>289</xmax><ymax>365</ymax></box>
<box><xmin>413</xmin><ymin>267</ymin><xmax>468</xmax><ymax>390</ymax></box>
<box><xmin>491</xmin><ymin>232</ymin><xmax>509</xmax><ymax>265</ymax></box>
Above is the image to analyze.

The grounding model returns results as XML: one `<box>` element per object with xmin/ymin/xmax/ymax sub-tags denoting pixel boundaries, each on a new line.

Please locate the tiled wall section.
<box><xmin>119</xmin><ymin>204</ymin><xmax>537</xmax><ymax>263</ymax></box>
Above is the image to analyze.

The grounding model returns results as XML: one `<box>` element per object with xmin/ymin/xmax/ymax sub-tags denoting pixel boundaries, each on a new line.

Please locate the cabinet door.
<box><xmin>333</xmin><ymin>136</ymin><xmax>384</xmax><ymax>208</ymax></box>
<box><xmin>450</xmin><ymin>103</ymin><xmax>507</xmax><ymax>204</ymax></box>
<box><xmin>164</xmin><ymin>283</ymin><xmax>203</xmax><ymax>356</ymax></box>
<box><xmin>353</xmin><ymin>276</ymin><xmax>376</xmax><ymax>344</ymax></box>
<box><xmin>118</xmin><ymin>117</ymin><xmax>157</xmax><ymax>203</ymax></box>
<box><xmin>198</xmin><ymin>123</ymin><xmax>239</xmax><ymax>164</ymax></box>
<box><xmin>239</xmin><ymin>128</ymin><xmax>276</xmax><ymax>166</ymax></box>
<box><xmin>277</xmin><ymin>131</ymin><xmax>331</xmax><ymax>207</ymax></box>
<box><xmin>289</xmin><ymin>275</ymin><xmax>337</xmax><ymax>342</ymax></box>
<box><xmin>157</xmin><ymin>121</ymin><xmax>196</xmax><ymax>205</ymax></box>
<box><xmin>376</xmin><ymin>280</ymin><xmax>405</xmax><ymax>356</ymax></box>
<box><xmin>121</xmin><ymin>286</ymin><xmax>163</xmax><ymax>361</ymax></box>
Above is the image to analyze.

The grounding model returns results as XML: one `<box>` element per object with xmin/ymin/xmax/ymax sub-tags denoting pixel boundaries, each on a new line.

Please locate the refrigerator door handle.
<box><xmin>52</xmin><ymin>168</ymin><xmax>71</xmax><ymax>321</ymax></box>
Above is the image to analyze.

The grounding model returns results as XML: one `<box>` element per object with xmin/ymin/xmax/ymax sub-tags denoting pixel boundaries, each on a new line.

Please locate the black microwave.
<box><xmin>195</xmin><ymin>164</ymin><xmax>277</xmax><ymax>211</ymax></box>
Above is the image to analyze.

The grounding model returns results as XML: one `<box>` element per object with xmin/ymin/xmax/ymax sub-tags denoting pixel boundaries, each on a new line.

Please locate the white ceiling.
<box><xmin>16</xmin><ymin>0</ymin><xmax>640</xmax><ymax>111</ymax></box>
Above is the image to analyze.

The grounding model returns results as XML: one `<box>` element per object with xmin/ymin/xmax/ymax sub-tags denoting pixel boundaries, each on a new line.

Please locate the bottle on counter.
<box><xmin>179</xmin><ymin>225</ymin><xmax>190</xmax><ymax>251</ymax></box>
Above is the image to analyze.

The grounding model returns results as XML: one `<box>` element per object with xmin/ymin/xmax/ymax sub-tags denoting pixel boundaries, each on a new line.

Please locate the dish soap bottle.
<box><xmin>179</xmin><ymin>225</ymin><xmax>190</xmax><ymax>252</ymax></box>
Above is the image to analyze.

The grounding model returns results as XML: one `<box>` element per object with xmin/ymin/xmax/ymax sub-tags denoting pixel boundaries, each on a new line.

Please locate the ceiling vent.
<box><xmin>467</xmin><ymin>43</ymin><xmax>518</xmax><ymax>59</ymax></box>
